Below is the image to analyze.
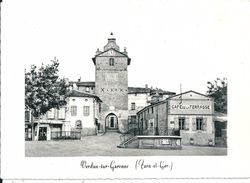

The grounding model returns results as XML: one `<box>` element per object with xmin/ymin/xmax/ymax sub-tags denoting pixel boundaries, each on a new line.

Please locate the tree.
<box><xmin>207</xmin><ymin>78</ymin><xmax>227</xmax><ymax>114</ymax></box>
<box><xmin>25</xmin><ymin>57</ymin><xmax>68</xmax><ymax>140</ymax></box>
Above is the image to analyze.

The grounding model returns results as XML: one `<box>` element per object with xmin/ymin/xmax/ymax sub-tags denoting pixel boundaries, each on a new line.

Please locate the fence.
<box><xmin>51</xmin><ymin>131</ymin><xmax>81</xmax><ymax>140</ymax></box>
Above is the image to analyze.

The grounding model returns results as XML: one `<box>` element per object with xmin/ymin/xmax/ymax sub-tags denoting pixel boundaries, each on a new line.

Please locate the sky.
<box><xmin>3</xmin><ymin>0</ymin><xmax>249</xmax><ymax>94</ymax></box>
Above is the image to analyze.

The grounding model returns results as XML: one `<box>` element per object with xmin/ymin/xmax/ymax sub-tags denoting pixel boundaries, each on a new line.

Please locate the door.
<box><xmin>105</xmin><ymin>113</ymin><xmax>118</xmax><ymax>130</ymax></box>
<box><xmin>38</xmin><ymin>127</ymin><xmax>47</xmax><ymax>141</ymax></box>
<box><xmin>110</xmin><ymin>117</ymin><xmax>114</xmax><ymax>128</ymax></box>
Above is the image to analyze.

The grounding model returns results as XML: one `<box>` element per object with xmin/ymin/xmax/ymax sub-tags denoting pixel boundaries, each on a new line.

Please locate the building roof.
<box><xmin>167</xmin><ymin>90</ymin><xmax>213</xmax><ymax>99</ymax></box>
<box><xmin>67</xmin><ymin>90</ymin><xmax>102</xmax><ymax>102</ymax></box>
<box><xmin>92</xmin><ymin>48</ymin><xmax>131</xmax><ymax>65</ymax></box>
<box><xmin>128</xmin><ymin>87</ymin><xmax>151</xmax><ymax>94</ymax></box>
<box><xmin>69</xmin><ymin>81</ymin><xmax>95</xmax><ymax>87</ymax></box>
<box><xmin>137</xmin><ymin>90</ymin><xmax>213</xmax><ymax>114</ymax></box>
<box><xmin>128</xmin><ymin>87</ymin><xmax>175</xmax><ymax>95</ymax></box>
<box><xmin>70</xmin><ymin>82</ymin><xmax>175</xmax><ymax>96</ymax></box>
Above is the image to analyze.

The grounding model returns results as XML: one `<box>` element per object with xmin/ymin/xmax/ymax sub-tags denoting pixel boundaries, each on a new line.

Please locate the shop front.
<box><xmin>167</xmin><ymin>91</ymin><xmax>215</xmax><ymax>146</ymax></box>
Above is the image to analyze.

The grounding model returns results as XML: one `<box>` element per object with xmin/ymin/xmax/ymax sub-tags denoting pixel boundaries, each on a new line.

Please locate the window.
<box><xmin>58</xmin><ymin>107</ymin><xmax>66</xmax><ymax>119</ymax></box>
<box><xmin>131</xmin><ymin>102</ymin><xmax>136</xmax><ymax>110</ymax></box>
<box><xmin>151</xmin><ymin>107</ymin><xmax>154</xmax><ymax>114</ymax></box>
<box><xmin>85</xmin><ymin>87</ymin><xmax>90</xmax><ymax>92</ymax></box>
<box><xmin>99</xmin><ymin>104</ymin><xmax>101</xmax><ymax>113</ymax></box>
<box><xmin>131</xmin><ymin>116</ymin><xmax>136</xmax><ymax>123</ymax></box>
<box><xmin>75</xmin><ymin>120</ymin><xmax>82</xmax><ymax>129</ymax></box>
<box><xmin>178</xmin><ymin>117</ymin><xmax>185</xmax><ymax>130</ymax></box>
<box><xmin>83</xmin><ymin>106</ymin><xmax>90</xmax><ymax>116</ymax></box>
<box><xmin>196</xmin><ymin>117</ymin><xmax>203</xmax><ymax>130</ymax></box>
<box><xmin>71</xmin><ymin>106</ymin><xmax>77</xmax><ymax>116</ymax></box>
<box><xmin>149</xmin><ymin>119</ymin><xmax>154</xmax><ymax>127</ymax></box>
<box><xmin>47</xmin><ymin>108</ymin><xmax>55</xmax><ymax>119</ymax></box>
<box><xmin>109</xmin><ymin>58</ymin><xmax>114</xmax><ymax>66</ymax></box>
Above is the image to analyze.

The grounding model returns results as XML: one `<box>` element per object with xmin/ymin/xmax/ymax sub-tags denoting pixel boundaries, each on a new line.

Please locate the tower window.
<box><xmin>109</xmin><ymin>58</ymin><xmax>114</xmax><ymax>66</ymax></box>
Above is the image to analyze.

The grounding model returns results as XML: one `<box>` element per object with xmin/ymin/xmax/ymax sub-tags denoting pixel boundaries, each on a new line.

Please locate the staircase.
<box><xmin>117</xmin><ymin>125</ymin><xmax>140</xmax><ymax>148</ymax></box>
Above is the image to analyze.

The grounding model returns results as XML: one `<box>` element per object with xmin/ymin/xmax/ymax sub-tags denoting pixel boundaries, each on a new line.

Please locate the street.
<box><xmin>25</xmin><ymin>132</ymin><xmax>227</xmax><ymax>157</ymax></box>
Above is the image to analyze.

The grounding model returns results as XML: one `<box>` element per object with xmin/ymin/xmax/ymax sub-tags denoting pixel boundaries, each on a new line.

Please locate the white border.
<box><xmin>1</xmin><ymin>0</ymin><xmax>250</xmax><ymax>180</ymax></box>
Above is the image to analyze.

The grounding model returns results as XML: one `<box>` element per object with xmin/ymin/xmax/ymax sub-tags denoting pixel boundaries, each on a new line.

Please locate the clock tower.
<box><xmin>92</xmin><ymin>33</ymin><xmax>131</xmax><ymax>133</ymax></box>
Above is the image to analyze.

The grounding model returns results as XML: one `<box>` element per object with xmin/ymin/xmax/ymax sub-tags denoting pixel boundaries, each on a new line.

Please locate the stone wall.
<box><xmin>81</xmin><ymin>127</ymin><xmax>97</xmax><ymax>137</ymax></box>
<box><xmin>94</xmin><ymin>42</ymin><xmax>130</xmax><ymax>133</ymax></box>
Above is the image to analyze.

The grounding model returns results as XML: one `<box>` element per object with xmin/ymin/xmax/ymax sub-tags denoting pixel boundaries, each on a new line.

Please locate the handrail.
<box><xmin>119</xmin><ymin>123</ymin><xmax>140</xmax><ymax>146</ymax></box>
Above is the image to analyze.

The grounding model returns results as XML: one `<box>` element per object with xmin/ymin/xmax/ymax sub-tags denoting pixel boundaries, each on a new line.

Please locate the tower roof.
<box><xmin>104</xmin><ymin>32</ymin><xmax>120</xmax><ymax>51</ymax></box>
<box><xmin>92</xmin><ymin>33</ymin><xmax>131</xmax><ymax>65</ymax></box>
<box><xmin>108</xmin><ymin>32</ymin><xmax>115</xmax><ymax>40</ymax></box>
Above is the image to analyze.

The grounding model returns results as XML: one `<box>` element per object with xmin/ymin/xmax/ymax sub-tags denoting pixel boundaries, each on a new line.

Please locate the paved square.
<box><xmin>25</xmin><ymin>132</ymin><xmax>227</xmax><ymax>157</ymax></box>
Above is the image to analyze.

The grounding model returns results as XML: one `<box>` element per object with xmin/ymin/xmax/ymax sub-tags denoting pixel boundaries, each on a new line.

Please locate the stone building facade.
<box><xmin>137</xmin><ymin>91</ymin><xmax>215</xmax><ymax>146</ymax></box>
<box><xmin>92</xmin><ymin>35</ymin><xmax>131</xmax><ymax>133</ymax></box>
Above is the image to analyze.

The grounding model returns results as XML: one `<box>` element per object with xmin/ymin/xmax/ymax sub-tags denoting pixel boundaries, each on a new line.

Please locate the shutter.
<box><xmin>192</xmin><ymin>117</ymin><xmax>196</xmax><ymax>131</ymax></box>
<box><xmin>185</xmin><ymin>118</ymin><xmax>189</xmax><ymax>130</ymax></box>
<box><xmin>203</xmin><ymin>118</ymin><xmax>207</xmax><ymax>131</ymax></box>
<box><xmin>174</xmin><ymin>117</ymin><xmax>179</xmax><ymax>130</ymax></box>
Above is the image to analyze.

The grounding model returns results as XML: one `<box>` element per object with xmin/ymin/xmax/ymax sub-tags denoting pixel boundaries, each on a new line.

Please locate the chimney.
<box><xmin>123</xmin><ymin>47</ymin><xmax>127</xmax><ymax>55</ymax></box>
<box><xmin>145</xmin><ymin>84</ymin><xmax>148</xmax><ymax>89</ymax></box>
<box><xmin>95</xmin><ymin>48</ymin><xmax>101</xmax><ymax>55</ymax></box>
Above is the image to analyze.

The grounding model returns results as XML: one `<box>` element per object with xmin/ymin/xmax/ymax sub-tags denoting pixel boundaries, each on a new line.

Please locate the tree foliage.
<box><xmin>207</xmin><ymin>78</ymin><xmax>227</xmax><ymax>114</ymax></box>
<box><xmin>25</xmin><ymin>58</ymin><xmax>68</xmax><ymax>118</ymax></box>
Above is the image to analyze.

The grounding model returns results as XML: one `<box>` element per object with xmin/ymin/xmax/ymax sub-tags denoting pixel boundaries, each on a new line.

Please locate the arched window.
<box><xmin>75</xmin><ymin>120</ymin><xmax>82</xmax><ymax>129</ymax></box>
<box><xmin>109</xmin><ymin>58</ymin><xmax>114</xmax><ymax>66</ymax></box>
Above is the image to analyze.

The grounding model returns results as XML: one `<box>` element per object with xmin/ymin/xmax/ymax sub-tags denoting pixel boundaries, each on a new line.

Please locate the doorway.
<box><xmin>105</xmin><ymin>113</ymin><xmax>118</xmax><ymax>131</ymax></box>
<box><xmin>38</xmin><ymin>127</ymin><xmax>47</xmax><ymax>141</ymax></box>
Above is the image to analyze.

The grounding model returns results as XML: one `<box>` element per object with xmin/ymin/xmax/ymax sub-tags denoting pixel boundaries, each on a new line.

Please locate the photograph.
<box><xmin>1</xmin><ymin>0</ymin><xmax>250</xmax><ymax>181</ymax></box>
<box><xmin>24</xmin><ymin>34</ymin><xmax>227</xmax><ymax>157</ymax></box>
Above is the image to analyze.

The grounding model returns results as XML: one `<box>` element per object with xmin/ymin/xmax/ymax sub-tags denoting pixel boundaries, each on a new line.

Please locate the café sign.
<box><xmin>169</xmin><ymin>104</ymin><xmax>210</xmax><ymax>110</ymax></box>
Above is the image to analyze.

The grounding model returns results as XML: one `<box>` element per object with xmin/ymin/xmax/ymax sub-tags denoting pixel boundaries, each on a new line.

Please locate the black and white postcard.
<box><xmin>1</xmin><ymin>0</ymin><xmax>250</xmax><ymax>182</ymax></box>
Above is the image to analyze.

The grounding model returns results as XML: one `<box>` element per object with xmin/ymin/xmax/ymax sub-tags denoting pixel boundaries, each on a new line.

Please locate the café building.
<box><xmin>137</xmin><ymin>91</ymin><xmax>215</xmax><ymax>146</ymax></box>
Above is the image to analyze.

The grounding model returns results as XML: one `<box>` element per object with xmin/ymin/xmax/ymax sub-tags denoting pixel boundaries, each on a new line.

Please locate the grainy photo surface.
<box><xmin>1</xmin><ymin>0</ymin><xmax>250</xmax><ymax>181</ymax></box>
<box><xmin>24</xmin><ymin>35</ymin><xmax>227</xmax><ymax>157</ymax></box>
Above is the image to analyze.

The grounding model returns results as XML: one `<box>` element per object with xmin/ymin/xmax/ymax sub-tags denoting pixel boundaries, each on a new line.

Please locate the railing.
<box><xmin>51</xmin><ymin>131</ymin><xmax>81</xmax><ymax>140</ymax></box>
<box><xmin>119</xmin><ymin>123</ymin><xmax>140</xmax><ymax>146</ymax></box>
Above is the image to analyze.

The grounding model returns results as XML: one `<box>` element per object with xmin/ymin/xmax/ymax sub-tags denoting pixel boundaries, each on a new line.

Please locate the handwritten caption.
<box><xmin>80</xmin><ymin>159</ymin><xmax>173</xmax><ymax>172</ymax></box>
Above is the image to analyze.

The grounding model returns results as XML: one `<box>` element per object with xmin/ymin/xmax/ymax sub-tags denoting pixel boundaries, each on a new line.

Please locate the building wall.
<box><xmin>137</xmin><ymin>91</ymin><xmax>215</xmax><ymax>146</ymax></box>
<box><xmin>94</xmin><ymin>49</ymin><xmax>129</xmax><ymax>133</ymax></box>
<box><xmin>128</xmin><ymin>93</ymin><xmax>149</xmax><ymax>111</ymax></box>
<box><xmin>137</xmin><ymin>102</ymin><xmax>168</xmax><ymax>136</ymax></box>
<box><xmin>95</xmin><ymin>56</ymin><xmax>128</xmax><ymax>111</ymax></box>
<box><xmin>66</xmin><ymin>96</ymin><xmax>97</xmax><ymax>136</ymax></box>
